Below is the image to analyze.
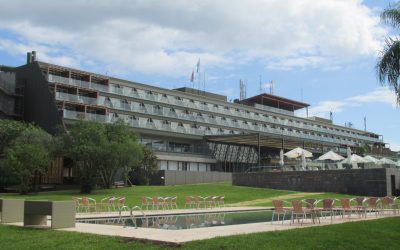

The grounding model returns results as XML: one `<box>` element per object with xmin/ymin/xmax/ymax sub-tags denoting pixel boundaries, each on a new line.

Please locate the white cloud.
<box><xmin>298</xmin><ymin>87</ymin><xmax>398</xmax><ymax>118</ymax></box>
<box><xmin>0</xmin><ymin>0</ymin><xmax>387</xmax><ymax>76</ymax></box>
<box><xmin>388</xmin><ymin>142</ymin><xmax>400</xmax><ymax>152</ymax></box>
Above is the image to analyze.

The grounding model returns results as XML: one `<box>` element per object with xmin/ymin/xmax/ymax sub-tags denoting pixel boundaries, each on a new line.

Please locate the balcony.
<box><xmin>63</xmin><ymin>109</ymin><xmax>108</xmax><ymax>123</ymax></box>
<box><xmin>55</xmin><ymin>92</ymin><xmax>98</xmax><ymax>106</ymax></box>
<box><xmin>49</xmin><ymin>74</ymin><xmax>382</xmax><ymax>144</ymax></box>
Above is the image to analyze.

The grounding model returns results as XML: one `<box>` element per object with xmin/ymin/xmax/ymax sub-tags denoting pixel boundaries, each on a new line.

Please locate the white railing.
<box><xmin>49</xmin><ymin>74</ymin><xmax>381</xmax><ymax>144</ymax></box>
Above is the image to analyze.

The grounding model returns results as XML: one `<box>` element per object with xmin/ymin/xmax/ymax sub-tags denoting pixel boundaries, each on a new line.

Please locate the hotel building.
<box><xmin>0</xmin><ymin>53</ymin><xmax>390</xmax><ymax>182</ymax></box>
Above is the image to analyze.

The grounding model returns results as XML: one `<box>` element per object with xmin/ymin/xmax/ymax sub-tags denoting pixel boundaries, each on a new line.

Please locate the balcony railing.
<box><xmin>49</xmin><ymin>74</ymin><xmax>382</xmax><ymax>144</ymax></box>
<box><xmin>55</xmin><ymin>92</ymin><xmax>99</xmax><ymax>106</ymax></box>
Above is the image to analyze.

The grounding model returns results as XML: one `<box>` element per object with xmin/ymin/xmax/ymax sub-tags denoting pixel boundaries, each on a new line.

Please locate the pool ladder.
<box><xmin>119</xmin><ymin>205</ymin><xmax>146</xmax><ymax>228</ymax></box>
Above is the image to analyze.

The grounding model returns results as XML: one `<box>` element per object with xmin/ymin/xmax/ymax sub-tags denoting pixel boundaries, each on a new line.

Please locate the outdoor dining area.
<box><xmin>271</xmin><ymin>196</ymin><xmax>399</xmax><ymax>225</ymax></box>
<box><xmin>140</xmin><ymin>196</ymin><xmax>225</xmax><ymax>210</ymax></box>
<box><xmin>279</xmin><ymin>147</ymin><xmax>400</xmax><ymax>171</ymax></box>
<box><xmin>71</xmin><ymin>195</ymin><xmax>225</xmax><ymax>213</ymax></box>
<box><xmin>72</xmin><ymin>196</ymin><xmax>126</xmax><ymax>213</ymax></box>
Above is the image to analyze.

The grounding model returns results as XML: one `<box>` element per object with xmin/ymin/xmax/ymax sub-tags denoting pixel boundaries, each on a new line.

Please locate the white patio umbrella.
<box><xmin>377</xmin><ymin>157</ymin><xmax>397</xmax><ymax>165</ymax></box>
<box><xmin>279</xmin><ymin>149</ymin><xmax>284</xmax><ymax>166</ymax></box>
<box><xmin>340</xmin><ymin>154</ymin><xmax>367</xmax><ymax>164</ymax></box>
<box><xmin>301</xmin><ymin>152</ymin><xmax>307</xmax><ymax>169</ymax></box>
<box><xmin>363</xmin><ymin>155</ymin><xmax>379</xmax><ymax>163</ymax></box>
<box><xmin>396</xmin><ymin>160</ymin><xmax>400</xmax><ymax>167</ymax></box>
<box><xmin>346</xmin><ymin>147</ymin><xmax>352</xmax><ymax>159</ymax></box>
<box><xmin>317</xmin><ymin>151</ymin><xmax>345</xmax><ymax>161</ymax></box>
<box><xmin>284</xmin><ymin>147</ymin><xmax>313</xmax><ymax>158</ymax></box>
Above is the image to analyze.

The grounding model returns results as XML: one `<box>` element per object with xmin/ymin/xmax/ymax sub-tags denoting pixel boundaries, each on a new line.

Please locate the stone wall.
<box><xmin>233</xmin><ymin>168</ymin><xmax>400</xmax><ymax>196</ymax></box>
<box><xmin>151</xmin><ymin>170</ymin><xmax>232</xmax><ymax>185</ymax></box>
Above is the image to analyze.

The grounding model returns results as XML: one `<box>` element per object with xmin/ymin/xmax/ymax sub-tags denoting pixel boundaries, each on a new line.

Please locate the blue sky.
<box><xmin>0</xmin><ymin>0</ymin><xmax>399</xmax><ymax>151</ymax></box>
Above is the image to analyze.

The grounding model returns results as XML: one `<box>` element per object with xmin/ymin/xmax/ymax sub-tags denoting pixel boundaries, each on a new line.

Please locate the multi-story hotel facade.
<box><xmin>0</xmin><ymin>53</ymin><xmax>389</xmax><ymax>182</ymax></box>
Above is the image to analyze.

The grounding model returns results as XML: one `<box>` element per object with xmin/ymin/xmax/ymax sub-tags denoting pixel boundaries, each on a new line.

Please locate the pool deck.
<box><xmin>71</xmin><ymin>207</ymin><xmax>400</xmax><ymax>244</ymax></box>
<box><xmin>6</xmin><ymin>207</ymin><xmax>400</xmax><ymax>244</ymax></box>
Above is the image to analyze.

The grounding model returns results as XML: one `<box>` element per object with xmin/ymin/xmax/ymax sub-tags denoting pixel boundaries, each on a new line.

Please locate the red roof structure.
<box><xmin>239</xmin><ymin>93</ymin><xmax>310</xmax><ymax>112</ymax></box>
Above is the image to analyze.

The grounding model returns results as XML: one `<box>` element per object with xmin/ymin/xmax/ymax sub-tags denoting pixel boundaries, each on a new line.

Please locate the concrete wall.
<box><xmin>15</xmin><ymin>62</ymin><xmax>63</xmax><ymax>134</ymax></box>
<box><xmin>233</xmin><ymin>168</ymin><xmax>400</xmax><ymax>197</ymax></box>
<box><xmin>155</xmin><ymin>170</ymin><xmax>231</xmax><ymax>185</ymax></box>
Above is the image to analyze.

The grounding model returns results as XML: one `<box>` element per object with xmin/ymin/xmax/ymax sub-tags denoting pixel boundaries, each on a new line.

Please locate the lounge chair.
<box><xmin>152</xmin><ymin>197</ymin><xmax>160</xmax><ymax>210</ymax></box>
<box><xmin>218</xmin><ymin>196</ymin><xmax>225</xmax><ymax>207</ymax></box>
<box><xmin>290</xmin><ymin>200</ymin><xmax>319</xmax><ymax>225</ymax></box>
<box><xmin>81</xmin><ymin>197</ymin><xmax>96</xmax><ymax>213</ymax></box>
<box><xmin>170</xmin><ymin>196</ymin><xmax>178</xmax><ymax>209</ymax></box>
<box><xmin>380</xmin><ymin>196</ymin><xmax>398</xmax><ymax>215</ymax></box>
<box><xmin>352</xmin><ymin>197</ymin><xmax>367</xmax><ymax>218</ymax></box>
<box><xmin>318</xmin><ymin>199</ymin><xmax>336</xmax><ymax>222</ymax></box>
<box><xmin>271</xmin><ymin>200</ymin><xmax>291</xmax><ymax>224</ymax></box>
<box><xmin>338</xmin><ymin>198</ymin><xmax>355</xmax><ymax>218</ymax></box>
<box><xmin>365</xmin><ymin>197</ymin><xmax>381</xmax><ymax>217</ymax></box>
<box><xmin>184</xmin><ymin>196</ymin><xmax>193</xmax><ymax>208</ymax></box>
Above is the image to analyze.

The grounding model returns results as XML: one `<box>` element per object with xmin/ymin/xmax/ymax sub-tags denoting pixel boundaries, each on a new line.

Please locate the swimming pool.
<box><xmin>77</xmin><ymin>210</ymin><xmax>274</xmax><ymax>230</ymax></box>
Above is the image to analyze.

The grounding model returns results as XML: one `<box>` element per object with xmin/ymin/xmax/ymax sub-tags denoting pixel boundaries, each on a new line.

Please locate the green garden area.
<box><xmin>2</xmin><ymin>183</ymin><xmax>399</xmax><ymax>249</ymax></box>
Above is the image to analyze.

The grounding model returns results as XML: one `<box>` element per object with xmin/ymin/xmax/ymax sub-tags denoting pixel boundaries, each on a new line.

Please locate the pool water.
<box><xmin>77</xmin><ymin>210</ymin><xmax>274</xmax><ymax>230</ymax></box>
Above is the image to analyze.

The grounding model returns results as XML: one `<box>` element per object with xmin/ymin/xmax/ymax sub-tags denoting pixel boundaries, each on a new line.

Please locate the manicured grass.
<box><xmin>184</xmin><ymin>217</ymin><xmax>400</xmax><ymax>250</ymax></box>
<box><xmin>1</xmin><ymin>217</ymin><xmax>399</xmax><ymax>249</ymax></box>
<box><xmin>0</xmin><ymin>182</ymin><xmax>354</xmax><ymax>208</ymax></box>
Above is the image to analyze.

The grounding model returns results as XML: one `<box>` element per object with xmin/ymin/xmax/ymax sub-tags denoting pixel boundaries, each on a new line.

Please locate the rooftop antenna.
<box><xmin>240</xmin><ymin>79</ymin><xmax>246</xmax><ymax>101</ymax></box>
<box><xmin>364</xmin><ymin>116</ymin><xmax>367</xmax><ymax>131</ymax></box>
<box><xmin>259</xmin><ymin>75</ymin><xmax>262</xmax><ymax>94</ymax></box>
<box><xmin>330</xmin><ymin>111</ymin><xmax>333</xmax><ymax>122</ymax></box>
<box><xmin>270</xmin><ymin>80</ymin><xmax>274</xmax><ymax>95</ymax></box>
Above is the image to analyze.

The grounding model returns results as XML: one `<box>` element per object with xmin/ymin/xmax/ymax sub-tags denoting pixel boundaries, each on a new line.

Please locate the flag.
<box><xmin>189</xmin><ymin>70</ymin><xmax>194</xmax><ymax>82</ymax></box>
<box><xmin>196</xmin><ymin>58</ymin><xmax>200</xmax><ymax>73</ymax></box>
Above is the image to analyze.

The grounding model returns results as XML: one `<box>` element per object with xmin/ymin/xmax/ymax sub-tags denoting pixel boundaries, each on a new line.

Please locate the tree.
<box><xmin>131</xmin><ymin>146</ymin><xmax>158</xmax><ymax>185</ymax></box>
<box><xmin>0</xmin><ymin>119</ymin><xmax>30</xmax><ymax>189</ymax></box>
<box><xmin>98</xmin><ymin>120</ymin><xmax>143</xmax><ymax>188</ymax></box>
<box><xmin>5</xmin><ymin>126</ymin><xmax>53</xmax><ymax>194</ymax></box>
<box><xmin>64</xmin><ymin>120</ymin><xmax>143</xmax><ymax>192</ymax></box>
<box><xmin>63</xmin><ymin>121</ymin><xmax>106</xmax><ymax>193</ymax></box>
<box><xmin>377</xmin><ymin>3</ymin><xmax>400</xmax><ymax>103</ymax></box>
<box><xmin>0</xmin><ymin>119</ymin><xmax>31</xmax><ymax>154</ymax></box>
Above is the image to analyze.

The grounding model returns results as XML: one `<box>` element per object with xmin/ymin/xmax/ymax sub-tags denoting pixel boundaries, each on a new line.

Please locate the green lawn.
<box><xmin>0</xmin><ymin>182</ymin><xmax>353</xmax><ymax>208</ymax></box>
<box><xmin>1</xmin><ymin>217</ymin><xmax>399</xmax><ymax>250</ymax></box>
<box><xmin>1</xmin><ymin>183</ymin><xmax>399</xmax><ymax>249</ymax></box>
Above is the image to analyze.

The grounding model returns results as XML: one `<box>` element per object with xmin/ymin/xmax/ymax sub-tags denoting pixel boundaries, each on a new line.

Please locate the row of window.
<box><xmin>102</xmin><ymin>95</ymin><xmax>369</xmax><ymax>144</ymax></box>
<box><xmin>106</xmin><ymin>112</ymin><xmax>363</xmax><ymax>145</ymax></box>
<box><xmin>48</xmin><ymin>72</ymin><xmax>376</xmax><ymax>142</ymax></box>
<box><xmin>109</xmin><ymin>84</ymin><xmax>370</xmax><ymax>138</ymax></box>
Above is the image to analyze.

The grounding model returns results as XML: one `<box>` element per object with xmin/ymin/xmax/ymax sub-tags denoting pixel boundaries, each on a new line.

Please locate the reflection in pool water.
<box><xmin>77</xmin><ymin>210</ymin><xmax>273</xmax><ymax>230</ymax></box>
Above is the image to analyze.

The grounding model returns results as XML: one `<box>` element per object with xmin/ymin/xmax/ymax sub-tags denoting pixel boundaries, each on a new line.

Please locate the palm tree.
<box><xmin>377</xmin><ymin>3</ymin><xmax>400</xmax><ymax>104</ymax></box>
